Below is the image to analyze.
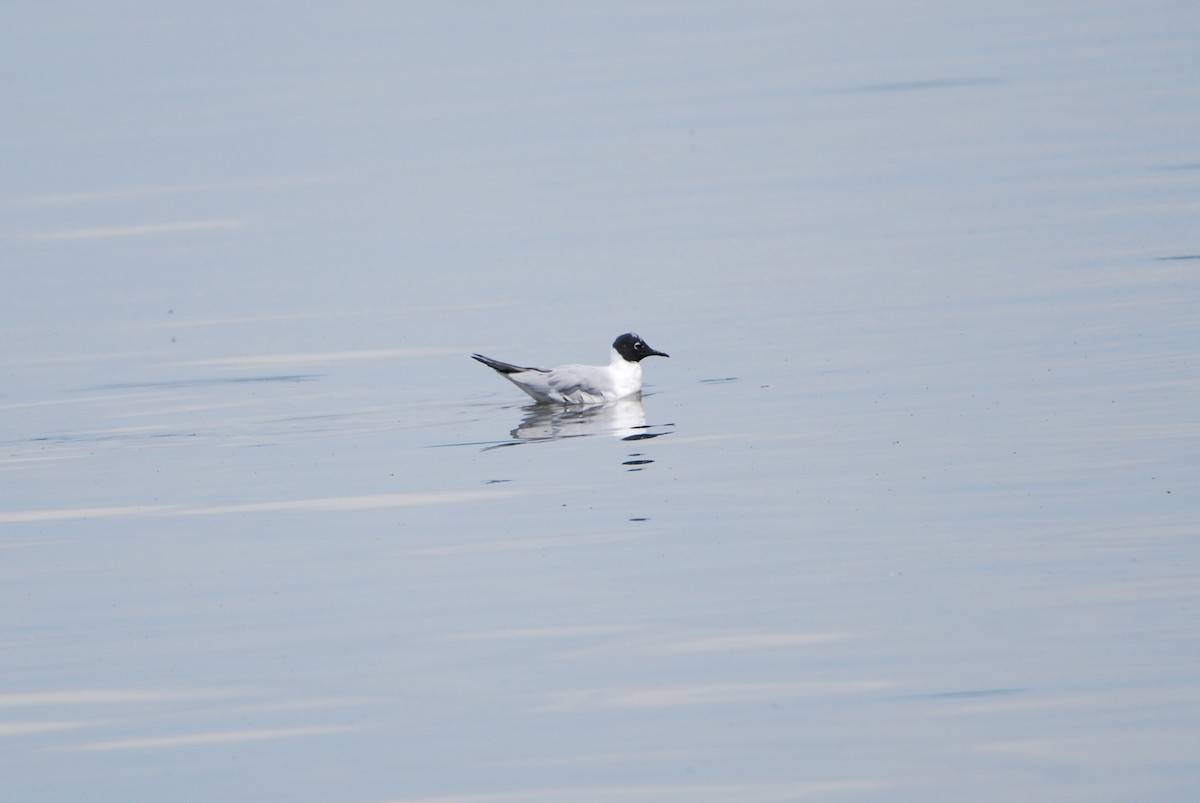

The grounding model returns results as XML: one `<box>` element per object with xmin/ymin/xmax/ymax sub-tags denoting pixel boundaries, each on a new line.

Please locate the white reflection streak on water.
<box><xmin>0</xmin><ymin>504</ymin><xmax>178</xmax><ymax>523</ymax></box>
<box><xmin>542</xmin><ymin>679</ymin><xmax>894</xmax><ymax>711</ymax></box>
<box><xmin>74</xmin><ymin>725</ymin><xmax>356</xmax><ymax>752</ymax></box>
<box><xmin>0</xmin><ymin>490</ymin><xmax>516</xmax><ymax>523</ymax></box>
<box><xmin>14</xmin><ymin>219</ymin><xmax>244</xmax><ymax>242</ymax></box>
<box><xmin>2</xmin><ymin>174</ymin><xmax>348</xmax><ymax>208</ymax></box>
<box><xmin>437</xmin><ymin>627</ymin><xmax>860</xmax><ymax>663</ymax></box>
<box><xmin>976</xmin><ymin>729</ymin><xmax>1200</xmax><ymax>766</ymax></box>
<box><xmin>0</xmin><ymin>687</ymin><xmax>374</xmax><ymax>753</ymax></box>
<box><xmin>0</xmin><ymin>721</ymin><xmax>87</xmax><ymax>736</ymax></box>
<box><xmin>184</xmin><ymin>348</ymin><xmax>455</xmax><ymax>367</ymax></box>
<box><xmin>0</xmin><ymin>689</ymin><xmax>226</xmax><ymax>706</ymax></box>
<box><xmin>184</xmin><ymin>491</ymin><xmax>514</xmax><ymax>515</ymax></box>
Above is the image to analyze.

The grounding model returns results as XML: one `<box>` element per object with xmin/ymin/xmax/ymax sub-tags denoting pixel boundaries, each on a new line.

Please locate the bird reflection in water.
<box><xmin>484</xmin><ymin>397</ymin><xmax>672</xmax><ymax>469</ymax></box>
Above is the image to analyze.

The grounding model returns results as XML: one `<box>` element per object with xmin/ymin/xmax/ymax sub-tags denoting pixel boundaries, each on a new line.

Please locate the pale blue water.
<box><xmin>3</xmin><ymin>2</ymin><xmax>1198</xmax><ymax>801</ymax></box>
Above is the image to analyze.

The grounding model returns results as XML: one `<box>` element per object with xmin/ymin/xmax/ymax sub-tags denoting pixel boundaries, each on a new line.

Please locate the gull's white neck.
<box><xmin>608</xmin><ymin>347</ymin><xmax>643</xmax><ymax>399</ymax></box>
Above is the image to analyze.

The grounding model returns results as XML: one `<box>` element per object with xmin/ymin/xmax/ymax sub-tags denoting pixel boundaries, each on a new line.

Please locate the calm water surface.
<box><xmin>2</xmin><ymin>2</ymin><xmax>1198</xmax><ymax>801</ymax></box>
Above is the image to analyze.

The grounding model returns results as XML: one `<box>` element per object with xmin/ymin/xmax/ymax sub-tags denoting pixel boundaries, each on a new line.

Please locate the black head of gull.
<box><xmin>612</xmin><ymin>333</ymin><xmax>669</xmax><ymax>363</ymax></box>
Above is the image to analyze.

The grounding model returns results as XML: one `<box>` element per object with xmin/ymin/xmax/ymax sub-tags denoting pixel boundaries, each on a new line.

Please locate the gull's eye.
<box><xmin>634</xmin><ymin>342</ymin><xmax>643</xmax><ymax>349</ymax></box>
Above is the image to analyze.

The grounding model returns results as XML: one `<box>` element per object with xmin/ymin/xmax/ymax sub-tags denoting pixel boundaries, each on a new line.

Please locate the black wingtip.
<box><xmin>471</xmin><ymin>353</ymin><xmax>529</xmax><ymax>375</ymax></box>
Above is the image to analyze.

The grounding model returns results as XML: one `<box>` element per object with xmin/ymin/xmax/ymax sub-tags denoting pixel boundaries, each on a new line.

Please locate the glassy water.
<box><xmin>3</xmin><ymin>2</ymin><xmax>1198</xmax><ymax>801</ymax></box>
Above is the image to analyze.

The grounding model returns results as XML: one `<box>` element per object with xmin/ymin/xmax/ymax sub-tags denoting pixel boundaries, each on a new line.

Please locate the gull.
<box><xmin>472</xmin><ymin>333</ymin><xmax>669</xmax><ymax>404</ymax></box>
